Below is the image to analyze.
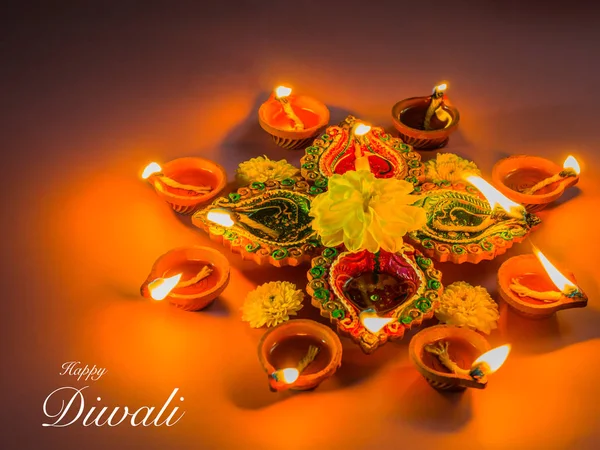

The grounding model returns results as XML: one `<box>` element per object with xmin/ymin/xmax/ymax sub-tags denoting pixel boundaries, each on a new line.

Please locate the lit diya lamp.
<box><xmin>140</xmin><ymin>246</ymin><xmax>230</xmax><ymax>311</ymax></box>
<box><xmin>258</xmin><ymin>85</ymin><xmax>330</xmax><ymax>150</ymax></box>
<box><xmin>391</xmin><ymin>83</ymin><xmax>460</xmax><ymax>150</ymax></box>
<box><xmin>407</xmin><ymin>175</ymin><xmax>541</xmax><ymax>264</ymax></box>
<box><xmin>410</xmin><ymin>325</ymin><xmax>510</xmax><ymax>391</ymax></box>
<box><xmin>492</xmin><ymin>155</ymin><xmax>581</xmax><ymax>212</ymax></box>
<box><xmin>141</xmin><ymin>157</ymin><xmax>227</xmax><ymax>214</ymax></box>
<box><xmin>498</xmin><ymin>244</ymin><xmax>587</xmax><ymax>318</ymax></box>
<box><xmin>192</xmin><ymin>178</ymin><xmax>322</xmax><ymax>267</ymax></box>
<box><xmin>307</xmin><ymin>245</ymin><xmax>442</xmax><ymax>354</ymax></box>
<box><xmin>299</xmin><ymin>115</ymin><xmax>424</xmax><ymax>187</ymax></box>
<box><xmin>258</xmin><ymin>319</ymin><xmax>342</xmax><ymax>392</ymax></box>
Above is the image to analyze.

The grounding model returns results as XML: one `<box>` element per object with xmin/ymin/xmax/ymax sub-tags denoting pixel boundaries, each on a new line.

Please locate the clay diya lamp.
<box><xmin>192</xmin><ymin>177</ymin><xmax>322</xmax><ymax>267</ymax></box>
<box><xmin>492</xmin><ymin>155</ymin><xmax>581</xmax><ymax>212</ymax></box>
<box><xmin>258</xmin><ymin>85</ymin><xmax>330</xmax><ymax>150</ymax></box>
<box><xmin>407</xmin><ymin>175</ymin><xmax>541</xmax><ymax>264</ymax></box>
<box><xmin>141</xmin><ymin>157</ymin><xmax>227</xmax><ymax>215</ymax></box>
<box><xmin>258</xmin><ymin>319</ymin><xmax>342</xmax><ymax>392</ymax></box>
<box><xmin>140</xmin><ymin>246</ymin><xmax>230</xmax><ymax>311</ymax></box>
<box><xmin>409</xmin><ymin>325</ymin><xmax>511</xmax><ymax>391</ymax></box>
<box><xmin>299</xmin><ymin>115</ymin><xmax>424</xmax><ymax>189</ymax></box>
<box><xmin>307</xmin><ymin>244</ymin><xmax>443</xmax><ymax>354</ymax></box>
<box><xmin>391</xmin><ymin>83</ymin><xmax>460</xmax><ymax>150</ymax></box>
<box><xmin>498</xmin><ymin>246</ymin><xmax>587</xmax><ymax>319</ymax></box>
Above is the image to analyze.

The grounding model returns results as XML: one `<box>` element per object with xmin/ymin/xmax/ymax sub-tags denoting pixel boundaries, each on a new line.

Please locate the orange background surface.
<box><xmin>3</xmin><ymin>1</ymin><xmax>600</xmax><ymax>449</ymax></box>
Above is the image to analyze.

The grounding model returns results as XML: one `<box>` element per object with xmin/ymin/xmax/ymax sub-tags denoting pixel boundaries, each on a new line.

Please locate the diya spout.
<box><xmin>274</xmin><ymin>85</ymin><xmax>304</xmax><ymax>131</ymax></box>
<box><xmin>142</xmin><ymin>162</ymin><xmax>162</xmax><ymax>179</ymax></box>
<box><xmin>206</xmin><ymin>209</ymin><xmax>235</xmax><ymax>227</ymax></box>
<box><xmin>523</xmin><ymin>155</ymin><xmax>581</xmax><ymax>195</ymax></box>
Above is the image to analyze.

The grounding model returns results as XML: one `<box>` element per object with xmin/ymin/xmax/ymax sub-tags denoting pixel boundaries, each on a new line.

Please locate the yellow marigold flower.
<box><xmin>236</xmin><ymin>155</ymin><xmax>299</xmax><ymax>186</ymax></box>
<box><xmin>436</xmin><ymin>281</ymin><xmax>499</xmax><ymax>334</ymax></box>
<box><xmin>309</xmin><ymin>170</ymin><xmax>426</xmax><ymax>253</ymax></box>
<box><xmin>242</xmin><ymin>281</ymin><xmax>304</xmax><ymax>328</ymax></box>
<box><xmin>425</xmin><ymin>153</ymin><xmax>481</xmax><ymax>184</ymax></box>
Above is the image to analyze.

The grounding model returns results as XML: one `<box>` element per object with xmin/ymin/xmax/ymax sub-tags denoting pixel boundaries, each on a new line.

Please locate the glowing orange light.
<box><xmin>436</xmin><ymin>83</ymin><xmax>447</xmax><ymax>92</ymax></box>
<box><xmin>206</xmin><ymin>210</ymin><xmax>235</xmax><ymax>227</ymax></box>
<box><xmin>465</xmin><ymin>175</ymin><xmax>524</xmax><ymax>217</ymax></box>
<box><xmin>277</xmin><ymin>368</ymin><xmax>299</xmax><ymax>384</ymax></box>
<box><xmin>147</xmin><ymin>273</ymin><xmax>182</xmax><ymax>301</ymax></box>
<box><xmin>274</xmin><ymin>86</ymin><xmax>292</xmax><ymax>98</ymax></box>
<box><xmin>563</xmin><ymin>155</ymin><xmax>580</xmax><ymax>174</ymax></box>
<box><xmin>532</xmin><ymin>245</ymin><xmax>578</xmax><ymax>293</ymax></box>
<box><xmin>473</xmin><ymin>344</ymin><xmax>511</xmax><ymax>374</ymax></box>
<box><xmin>354</xmin><ymin>124</ymin><xmax>372</xmax><ymax>136</ymax></box>
<box><xmin>360</xmin><ymin>310</ymin><xmax>393</xmax><ymax>333</ymax></box>
<box><xmin>142</xmin><ymin>162</ymin><xmax>162</xmax><ymax>179</ymax></box>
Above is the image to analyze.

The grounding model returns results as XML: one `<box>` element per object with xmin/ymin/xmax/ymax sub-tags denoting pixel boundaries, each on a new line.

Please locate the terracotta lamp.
<box><xmin>141</xmin><ymin>157</ymin><xmax>227</xmax><ymax>215</ymax></box>
<box><xmin>258</xmin><ymin>85</ymin><xmax>330</xmax><ymax>150</ymax></box>
<box><xmin>307</xmin><ymin>245</ymin><xmax>443</xmax><ymax>354</ymax></box>
<box><xmin>258</xmin><ymin>319</ymin><xmax>342</xmax><ymax>392</ymax></box>
<box><xmin>391</xmin><ymin>83</ymin><xmax>460</xmax><ymax>150</ymax></box>
<box><xmin>407</xmin><ymin>175</ymin><xmax>541</xmax><ymax>264</ymax></box>
<box><xmin>192</xmin><ymin>177</ymin><xmax>322</xmax><ymax>267</ymax></box>
<box><xmin>140</xmin><ymin>246</ymin><xmax>230</xmax><ymax>311</ymax></box>
<box><xmin>498</xmin><ymin>245</ymin><xmax>587</xmax><ymax>319</ymax></box>
<box><xmin>410</xmin><ymin>325</ymin><xmax>510</xmax><ymax>391</ymax></box>
<box><xmin>299</xmin><ymin>115</ymin><xmax>424</xmax><ymax>188</ymax></box>
<box><xmin>492</xmin><ymin>155</ymin><xmax>581</xmax><ymax>212</ymax></box>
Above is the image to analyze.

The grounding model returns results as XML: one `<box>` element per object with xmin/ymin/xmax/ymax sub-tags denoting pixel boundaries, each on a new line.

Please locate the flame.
<box><xmin>532</xmin><ymin>245</ymin><xmax>578</xmax><ymax>293</ymax></box>
<box><xmin>278</xmin><ymin>368</ymin><xmax>299</xmax><ymax>384</ymax></box>
<box><xmin>142</xmin><ymin>162</ymin><xmax>162</xmax><ymax>179</ymax></box>
<box><xmin>465</xmin><ymin>175</ymin><xmax>524</xmax><ymax>217</ymax></box>
<box><xmin>354</xmin><ymin>123</ymin><xmax>372</xmax><ymax>136</ymax></box>
<box><xmin>360</xmin><ymin>310</ymin><xmax>393</xmax><ymax>333</ymax></box>
<box><xmin>147</xmin><ymin>273</ymin><xmax>182</xmax><ymax>301</ymax></box>
<box><xmin>274</xmin><ymin>86</ymin><xmax>292</xmax><ymax>98</ymax></box>
<box><xmin>436</xmin><ymin>83</ymin><xmax>447</xmax><ymax>92</ymax></box>
<box><xmin>206</xmin><ymin>210</ymin><xmax>235</xmax><ymax>227</ymax></box>
<box><xmin>563</xmin><ymin>155</ymin><xmax>580</xmax><ymax>174</ymax></box>
<box><xmin>473</xmin><ymin>344</ymin><xmax>511</xmax><ymax>374</ymax></box>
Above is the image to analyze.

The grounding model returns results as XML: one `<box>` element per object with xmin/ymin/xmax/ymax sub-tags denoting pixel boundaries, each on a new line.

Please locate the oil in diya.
<box><xmin>258</xmin><ymin>85</ymin><xmax>330</xmax><ymax>150</ymax></box>
<box><xmin>391</xmin><ymin>83</ymin><xmax>460</xmax><ymax>149</ymax></box>
<box><xmin>141</xmin><ymin>246</ymin><xmax>230</xmax><ymax>311</ymax></box>
<box><xmin>258</xmin><ymin>319</ymin><xmax>342</xmax><ymax>392</ymax></box>
<box><xmin>498</xmin><ymin>244</ymin><xmax>587</xmax><ymax>318</ymax></box>
<box><xmin>141</xmin><ymin>157</ymin><xmax>227</xmax><ymax>214</ymax></box>
<box><xmin>492</xmin><ymin>155</ymin><xmax>581</xmax><ymax>212</ymax></box>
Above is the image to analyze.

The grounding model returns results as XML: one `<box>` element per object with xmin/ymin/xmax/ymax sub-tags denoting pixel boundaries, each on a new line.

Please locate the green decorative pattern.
<box><xmin>407</xmin><ymin>185</ymin><xmax>540</xmax><ymax>261</ymax></box>
<box><xmin>192</xmin><ymin>177</ymin><xmax>323</xmax><ymax>267</ymax></box>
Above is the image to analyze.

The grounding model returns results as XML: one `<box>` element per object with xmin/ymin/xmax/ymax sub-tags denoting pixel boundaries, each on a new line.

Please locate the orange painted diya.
<box><xmin>409</xmin><ymin>325</ymin><xmax>491</xmax><ymax>391</ymax></box>
<box><xmin>142</xmin><ymin>157</ymin><xmax>227</xmax><ymax>215</ymax></box>
<box><xmin>498</xmin><ymin>254</ymin><xmax>587</xmax><ymax>319</ymax></box>
<box><xmin>141</xmin><ymin>246</ymin><xmax>230</xmax><ymax>311</ymax></box>
<box><xmin>299</xmin><ymin>115</ymin><xmax>424</xmax><ymax>188</ymax></box>
<box><xmin>492</xmin><ymin>155</ymin><xmax>581</xmax><ymax>212</ymax></box>
<box><xmin>258</xmin><ymin>86</ymin><xmax>330</xmax><ymax>150</ymax></box>
<box><xmin>391</xmin><ymin>94</ymin><xmax>460</xmax><ymax>150</ymax></box>
<box><xmin>258</xmin><ymin>319</ymin><xmax>342</xmax><ymax>392</ymax></box>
